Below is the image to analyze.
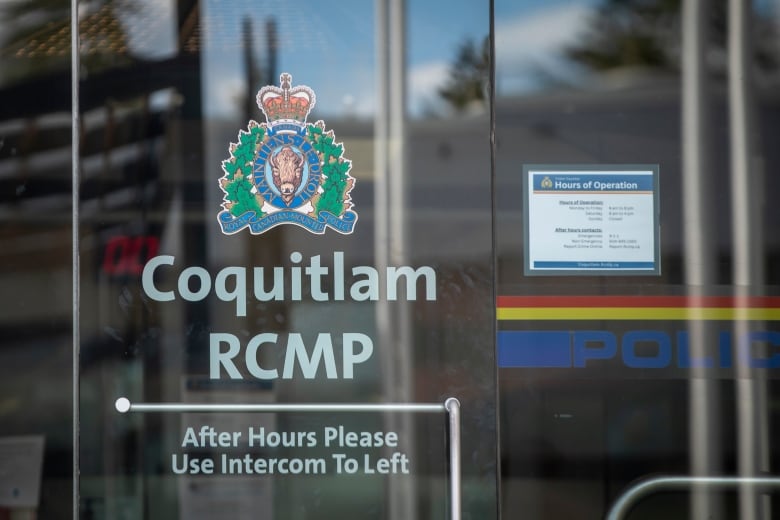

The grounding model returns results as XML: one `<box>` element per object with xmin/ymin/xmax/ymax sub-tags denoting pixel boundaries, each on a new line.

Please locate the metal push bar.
<box><xmin>607</xmin><ymin>475</ymin><xmax>780</xmax><ymax>520</ymax></box>
<box><xmin>116</xmin><ymin>397</ymin><xmax>462</xmax><ymax>520</ymax></box>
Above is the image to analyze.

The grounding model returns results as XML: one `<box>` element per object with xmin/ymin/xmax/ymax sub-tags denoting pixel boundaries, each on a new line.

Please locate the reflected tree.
<box><xmin>566</xmin><ymin>0</ymin><xmax>778</xmax><ymax>75</ymax></box>
<box><xmin>439</xmin><ymin>36</ymin><xmax>489</xmax><ymax>112</ymax></box>
<box><xmin>566</xmin><ymin>0</ymin><xmax>679</xmax><ymax>71</ymax></box>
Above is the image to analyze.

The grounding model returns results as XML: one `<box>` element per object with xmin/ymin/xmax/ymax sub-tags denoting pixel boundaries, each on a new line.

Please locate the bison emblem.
<box><xmin>269</xmin><ymin>146</ymin><xmax>303</xmax><ymax>205</ymax></box>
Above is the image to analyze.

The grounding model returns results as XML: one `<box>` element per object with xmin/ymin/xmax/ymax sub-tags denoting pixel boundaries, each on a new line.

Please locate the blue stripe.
<box><xmin>497</xmin><ymin>331</ymin><xmax>572</xmax><ymax>368</ymax></box>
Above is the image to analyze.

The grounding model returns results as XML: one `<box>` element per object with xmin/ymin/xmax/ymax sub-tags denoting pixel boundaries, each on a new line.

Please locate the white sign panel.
<box><xmin>0</xmin><ymin>436</ymin><xmax>45</xmax><ymax>508</ymax></box>
<box><xmin>524</xmin><ymin>165</ymin><xmax>660</xmax><ymax>275</ymax></box>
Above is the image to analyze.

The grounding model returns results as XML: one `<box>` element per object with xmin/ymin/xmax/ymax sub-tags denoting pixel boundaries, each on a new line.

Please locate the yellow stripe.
<box><xmin>496</xmin><ymin>307</ymin><xmax>780</xmax><ymax>321</ymax></box>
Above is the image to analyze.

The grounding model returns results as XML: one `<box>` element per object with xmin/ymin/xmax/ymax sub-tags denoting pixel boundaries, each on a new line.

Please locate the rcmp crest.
<box><xmin>218</xmin><ymin>73</ymin><xmax>357</xmax><ymax>235</ymax></box>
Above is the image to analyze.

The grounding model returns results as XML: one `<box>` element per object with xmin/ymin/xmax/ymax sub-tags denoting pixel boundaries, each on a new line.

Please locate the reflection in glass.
<box><xmin>73</xmin><ymin>0</ymin><xmax>494</xmax><ymax>518</ymax></box>
<box><xmin>0</xmin><ymin>1</ymin><xmax>74</xmax><ymax>518</ymax></box>
<box><xmin>495</xmin><ymin>0</ymin><xmax>780</xmax><ymax>518</ymax></box>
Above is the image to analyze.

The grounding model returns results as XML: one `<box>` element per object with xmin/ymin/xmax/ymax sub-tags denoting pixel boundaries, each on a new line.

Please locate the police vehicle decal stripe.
<box><xmin>496</xmin><ymin>296</ymin><xmax>780</xmax><ymax>321</ymax></box>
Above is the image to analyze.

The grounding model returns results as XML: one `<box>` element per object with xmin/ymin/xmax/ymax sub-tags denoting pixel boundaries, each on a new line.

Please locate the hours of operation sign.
<box><xmin>524</xmin><ymin>165</ymin><xmax>660</xmax><ymax>275</ymax></box>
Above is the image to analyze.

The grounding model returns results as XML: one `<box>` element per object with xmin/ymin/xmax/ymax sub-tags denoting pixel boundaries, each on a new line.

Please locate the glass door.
<box><xmin>75</xmin><ymin>1</ymin><xmax>495</xmax><ymax>519</ymax></box>
<box><xmin>494</xmin><ymin>1</ymin><xmax>780</xmax><ymax>518</ymax></box>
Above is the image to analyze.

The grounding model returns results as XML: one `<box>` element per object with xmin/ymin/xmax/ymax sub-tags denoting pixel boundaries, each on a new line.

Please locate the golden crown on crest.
<box><xmin>256</xmin><ymin>73</ymin><xmax>316</xmax><ymax>125</ymax></box>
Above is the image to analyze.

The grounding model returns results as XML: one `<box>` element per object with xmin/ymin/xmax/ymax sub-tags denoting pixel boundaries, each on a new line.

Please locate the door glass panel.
<box><xmin>0</xmin><ymin>3</ymin><xmax>73</xmax><ymax>519</ymax></box>
<box><xmin>495</xmin><ymin>0</ymin><xmax>780</xmax><ymax>518</ymax></box>
<box><xmin>77</xmin><ymin>1</ymin><xmax>495</xmax><ymax>519</ymax></box>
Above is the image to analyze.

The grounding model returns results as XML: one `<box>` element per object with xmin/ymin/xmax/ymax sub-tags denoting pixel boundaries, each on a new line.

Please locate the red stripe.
<box><xmin>496</xmin><ymin>295</ymin><xmax>780</xmax><ymax>308</ymax></box>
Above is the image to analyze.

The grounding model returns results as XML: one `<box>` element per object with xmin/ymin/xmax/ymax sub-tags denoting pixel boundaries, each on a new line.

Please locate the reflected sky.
<box><xmin>117</xmin><ymin>0</ymin><xmax>780</xmax><ymax>117</ymax></box>
<box><xmin>199</xmin><ymin>0</ymin><xmax>490</xmax><ymax>118</ymax></box>
<box><xmin>495</xmin><ymin>0</ymin><xmax>596</xmax><ymax>95</ymax></box>
<box><xmin>117</xmin><ymin>0</ymin><xmax>602</xmax><ymax>116</ymax></box>
<box><xmin>3</xmin><ymin>0</ymin><xmax>778</xmax><ymax>113</ymax></box>
<box><xmin>194</xmin><ymin>0</ymin><xmax>595</xmax><ymax>118</ymax></box>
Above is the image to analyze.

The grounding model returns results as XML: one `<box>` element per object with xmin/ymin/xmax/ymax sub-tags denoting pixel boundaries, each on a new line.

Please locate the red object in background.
<box><xmin>102</xmin><ymin>236</ymin><xmax>160</xmax><ymax>276</ymax></box>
